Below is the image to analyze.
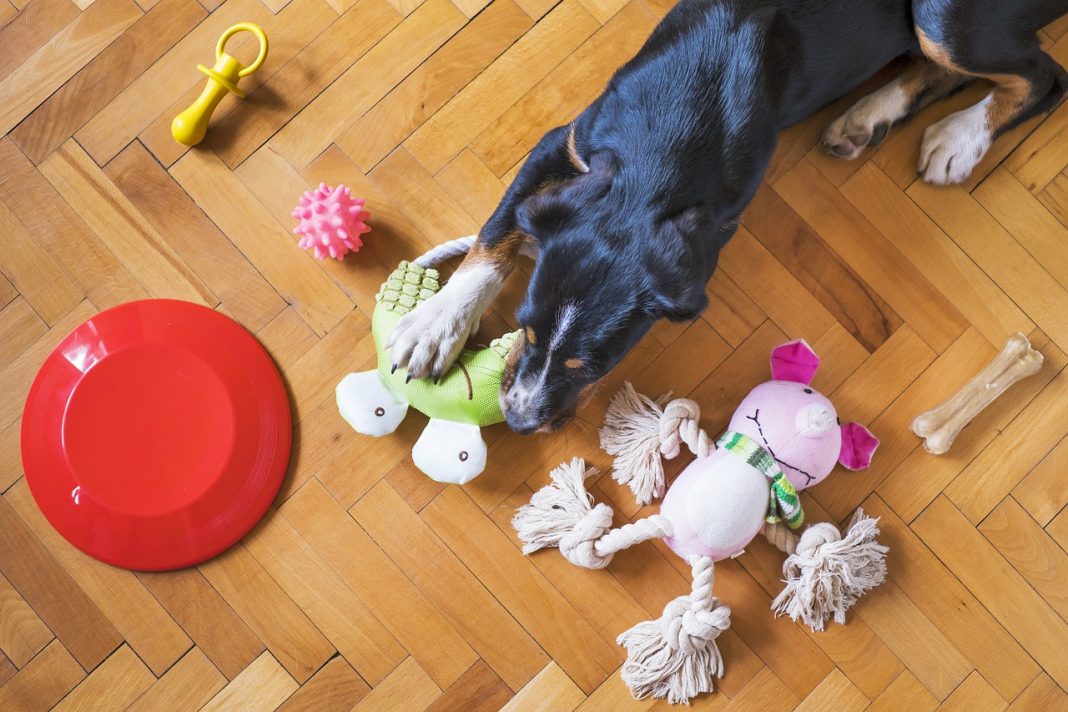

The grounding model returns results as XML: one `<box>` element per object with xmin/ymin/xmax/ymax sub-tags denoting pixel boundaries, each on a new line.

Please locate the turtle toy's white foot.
<box><xmin>413</xmin><ymin>419</ymin><xmax>487</xmax><ymax>484</ymax></box>
<box><xmin>337</xmin><ymin>371</ymin><xmax>408</xmax><ymax>436</ymax></box>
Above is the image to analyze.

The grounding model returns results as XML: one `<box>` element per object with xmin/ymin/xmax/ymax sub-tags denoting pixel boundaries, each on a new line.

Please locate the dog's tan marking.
<box><xmin>984</xmin><ymin>73</ymin><xmax>1034</xmax><ymax>132</ymax></box>
<box><xmin>461</xmin><ymin>230</ymin><xmax>524</xmax><ymax>277</ymax></box>
<box><xmin>567</xmin><ymin>124</ymin><xmax>589</xmax><ymax>173</ymax></box>
<box><xmin>565</xmin><ymin>358</ymin><xmax>584</xmax><ymax>369</ymax></box>
<box><xmin>525</xmin><ymin>326</ymin><xmax>537</xmax><ymax>346</ymax></box>
<box><xmin>916</xmin><ymin>28</ymin><xmax>956</xmax><ymax>70</ymax></box>
<box><xmin>917</xmin><ymin>27</ymin><xmax>1033</xmax><ymax>134</ymax></box>
<box><xmin>499</xmin><ymin>330</ymin><xmax>525</xmax><ymax>396</ymax></box>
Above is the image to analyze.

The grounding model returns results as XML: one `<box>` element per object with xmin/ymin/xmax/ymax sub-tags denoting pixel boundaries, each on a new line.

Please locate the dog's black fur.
<box><xmin>393</xmin><ymin>0</ymin><xmax>1068</xmax><ymax>433</ymax></box>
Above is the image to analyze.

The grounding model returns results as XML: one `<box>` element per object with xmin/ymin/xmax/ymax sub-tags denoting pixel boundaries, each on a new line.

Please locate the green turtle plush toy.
<box><xmin>336</xmin><ymin>248</ymin><xmax>519</xmax><ymax>484</ymax></box>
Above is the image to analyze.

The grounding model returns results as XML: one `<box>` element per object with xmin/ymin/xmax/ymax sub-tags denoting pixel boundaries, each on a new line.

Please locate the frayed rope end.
<box><xmin>618</xmin><ymin>556</ymin><xmax>730</xmax><ymax>704</ymax></box>
<box><xmin>771</xmin><ymin>509</ymin><xmax>888</xmax><ymax>632</ymax></box>
<box><xmin>599</xmin><ymin>382</ymin><xmax>708</xmax><ymax>507</ymax></box>
<box><xmin>512</xmin><ymin>457</ymin><xmax>600</xmax><ymax>555</ymax></box>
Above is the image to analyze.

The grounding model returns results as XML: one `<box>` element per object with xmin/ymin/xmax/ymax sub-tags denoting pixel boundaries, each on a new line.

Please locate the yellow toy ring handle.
<box><xmin>216</xmin><ymin>23</ymin><xmax>268</xmax><ymax>77</ymax></box>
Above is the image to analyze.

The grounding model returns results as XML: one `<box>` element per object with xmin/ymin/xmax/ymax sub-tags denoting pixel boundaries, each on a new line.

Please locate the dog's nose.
<box><xmin>502</xmin><ymin>381</ymin><xmax>547</xmax><ymax>435</ymax></box>
<box><xmin>796</xmin><ymin>403</ymin><xmax>835</xmax><ymax>437</ymax></box>
<box><xmin>505</xmin><ymin>409</ymin><xmax>542</xmax><ymax>435</ymax></box>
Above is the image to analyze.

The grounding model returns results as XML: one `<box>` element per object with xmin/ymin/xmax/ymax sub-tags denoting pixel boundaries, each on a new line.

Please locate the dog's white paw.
<box><xmin>387</xmin><ymin>291</ymin><xmax>478</xmax><ymax>381</ymax></box>
<box><xmin>823</xmin><ymin>82</ymin><xmax>910</xmax><ymax>159</ymax></box>
<box><xmin>388</xmin><ymin>260</ymin><xmax>503</xmax><ymax>380</ymax></box>
<box><xmin>919</xmin><ymin>98</ymin><xmax>992</xmax><ymax>185</ymax></box>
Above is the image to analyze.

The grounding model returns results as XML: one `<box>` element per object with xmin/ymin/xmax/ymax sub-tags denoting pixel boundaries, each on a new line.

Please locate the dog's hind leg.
<box><xmin>913</xmin><ymin>0</ymin><xmax>1068</xmax><ymax>184</ymax></box>
<box><xmin>822</xmin><ymin>57</ymin><xmax>969</xmax><ymax>160</ymax></box>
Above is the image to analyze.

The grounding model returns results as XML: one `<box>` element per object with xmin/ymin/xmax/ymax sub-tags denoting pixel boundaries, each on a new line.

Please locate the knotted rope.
<box><xmin>513</xmin><ymin>458</ymin><xmax>672</xmax><ymax>569</ymax></box>
<box><xmin>600</xmin><ymin>382</ymin><xmax>712</xmax><ymax>505</ymax></box>
<box><xmin>557</xmin><ymin>503</ymin><xmax>673</xmax><ymax>569</ymax></box>
<box><xmin>660</xmin><ymin>398</ymin><xmax>712</xmax><ymax>460</ymax></box>
<box><xmin>772</xmin><ymin>510</ymin><xmax>888</xmax><ymax>632</ymax></box>
<box><xmin>618</xmin><ymin>555</ymin><xmax>731</xmax><ymax>703</ymax></box>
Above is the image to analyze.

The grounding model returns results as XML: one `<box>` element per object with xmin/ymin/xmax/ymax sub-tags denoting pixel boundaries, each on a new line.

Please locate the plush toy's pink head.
<box><xmin>726</xmin><ymin>340</ymin><xmax>879</xmax><ymax>491</ymax></box>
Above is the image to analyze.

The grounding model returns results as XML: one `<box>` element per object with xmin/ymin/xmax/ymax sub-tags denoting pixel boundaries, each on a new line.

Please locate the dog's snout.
<box><xmin>502</xmin><ymin>381</ymin><xmax>547</xmax><ymax>435</ymax></box>
<box><xmin>505</xmin><ymin>409</ymin><xmax>542</xmax><ymax>436</ymax></box>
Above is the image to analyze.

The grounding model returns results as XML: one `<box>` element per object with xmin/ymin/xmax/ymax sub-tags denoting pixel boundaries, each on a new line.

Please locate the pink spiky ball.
<box><xmin>292</xmin><ymin>183</ymin><xmax>371</xmax><ymax>260</ymax></box>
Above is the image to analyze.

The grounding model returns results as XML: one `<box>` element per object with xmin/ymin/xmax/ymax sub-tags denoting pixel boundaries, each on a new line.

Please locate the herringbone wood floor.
<box><xmin>2</xmin><ymin>0</ymin><xmax>1068</xmax><ymax>708</ymax></box>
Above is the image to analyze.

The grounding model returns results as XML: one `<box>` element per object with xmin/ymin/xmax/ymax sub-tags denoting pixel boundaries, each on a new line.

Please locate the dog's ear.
<box><xmin>648</xmin><ymin>286</ymin><xmax>709</xmax><ymax>322</ymax></box>
<box><xmin>639</xmin><ymin>205</ymin><xmax>714</xmax><ymax>322</ymax></box>
<box><xmin>515</xmin><ymin>188</ymin><xmax>574</xmax><ymax>239</ymax></box>
<box><xmin>643</xmin><ymin>263</ymin><xmax>709</xmax><ymax>323</ymax></box>
<box><xmin>515</xmin><ymin>153</ymin><xmax>617</xmax><ymax>240</ymax></box>
<box><xmin>669</xmin><ymin>205</ymin><xmax>706</xmax><ymax>237</ymax></box>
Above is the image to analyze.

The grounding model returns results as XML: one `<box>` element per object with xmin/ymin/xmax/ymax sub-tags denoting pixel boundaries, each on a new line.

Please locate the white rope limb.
<box><xmin>596</xmin><ymin>515</ymin><xmax>673</xmax><ymax>558</ymax></box>
<box><xmin>559</xmin><ymin>508</ymin><xmax>673</xmax><ymax>569</ymax></box>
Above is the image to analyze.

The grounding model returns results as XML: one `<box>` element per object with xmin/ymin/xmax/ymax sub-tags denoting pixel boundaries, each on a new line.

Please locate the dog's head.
<box><xmin>500</xmin><ymin>151</ymin><xmax>726</xmax><ymax>434</ymax></box>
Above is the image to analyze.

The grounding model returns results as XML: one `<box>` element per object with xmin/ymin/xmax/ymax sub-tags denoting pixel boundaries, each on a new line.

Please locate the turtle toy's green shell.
<box><xmin>372</xmin><ymin>261</ymin><xmax>519</xmax><ymax>427</ymax></box>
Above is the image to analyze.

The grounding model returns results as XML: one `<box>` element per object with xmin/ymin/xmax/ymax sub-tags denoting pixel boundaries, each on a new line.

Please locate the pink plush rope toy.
<box><xmin>513</xmin><ymin>340</ymin><xmax>888</xmax><ymax>704</ymax></box>
<box><xmin>292</xmin><ymin>183</ymin><xmax>371</xmax><ymax>260</ymax></box>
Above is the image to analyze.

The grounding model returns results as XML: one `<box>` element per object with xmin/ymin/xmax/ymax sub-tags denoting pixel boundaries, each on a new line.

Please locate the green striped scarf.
<box><xmin>716</xmin><ymin>431</ymin><xmax>804</xmax><ymax>529</ymax></box>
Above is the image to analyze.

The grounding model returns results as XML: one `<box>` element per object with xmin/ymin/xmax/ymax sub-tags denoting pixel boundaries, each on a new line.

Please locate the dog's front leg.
<box><xmin>388</xmin><ymin>126</ymin><xmax>577</xmax><ymax>381</ymax></box>
<box><xmin>387</xmin><ymin>231</ymin><xmax>521</xmax><ymax>381</ymax></box>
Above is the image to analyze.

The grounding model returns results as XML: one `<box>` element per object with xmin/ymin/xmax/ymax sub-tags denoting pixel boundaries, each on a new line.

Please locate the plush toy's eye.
<box><xmin>803</xmin><ymin>388</ymin><xmax>813</xmax><ymax>394</ymax></box>
<box><xmin>374</xmin><ymin>407</ymin><xmax>385</xmax><ymax>417</ymax></box>
<box><xmin>459</xmin><ymin>451</ymin><xmax>469</xmax><ymax>462</ymax></box>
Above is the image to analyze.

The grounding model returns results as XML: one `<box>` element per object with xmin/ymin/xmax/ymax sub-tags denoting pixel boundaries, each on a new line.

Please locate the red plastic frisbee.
<box><xmin>21</xmin><ymin>300</ymin><xmax>291</xmax><ymax>571</ymax></box>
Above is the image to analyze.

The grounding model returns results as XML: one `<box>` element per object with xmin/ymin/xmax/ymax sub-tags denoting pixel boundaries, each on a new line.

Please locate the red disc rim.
<box><xmin>21</xmin><ymin>300</ymin><xmax>292</xmax><ymax>571</ymax></box>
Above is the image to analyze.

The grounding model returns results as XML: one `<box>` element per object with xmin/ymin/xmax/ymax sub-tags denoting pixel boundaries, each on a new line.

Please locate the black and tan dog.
<box><xmin>389</xmin><ymin>0</ymin><xmax>1068</xmax><ymax>434</ymax></box>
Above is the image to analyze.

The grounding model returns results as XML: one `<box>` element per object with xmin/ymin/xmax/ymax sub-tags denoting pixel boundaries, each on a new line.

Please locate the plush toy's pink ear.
<box><xmin>839</xmin><ymin>423</ymin><xmax>879</xmax><ymax>470</ymax></box>
<box><xmin>770</xmin><ymin>340</ymin><xmax>820</xmax><ymax>384</ymax></box>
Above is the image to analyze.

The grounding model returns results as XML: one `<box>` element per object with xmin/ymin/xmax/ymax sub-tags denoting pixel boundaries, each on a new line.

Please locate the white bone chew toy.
<box><xmin>911</xmin><ymin>332</ymin><xmax>1043</xmax><ymax>455</ymax></box>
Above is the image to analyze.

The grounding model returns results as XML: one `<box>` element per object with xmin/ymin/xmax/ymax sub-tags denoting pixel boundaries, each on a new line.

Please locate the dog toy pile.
<box><xmin>911</xmin><ymin>332</ymin><xmax>1042</xmax><ymax>454</ymax></box>
<box><xmin>513</xmin><ymin>340</ymin><xmax>887</xmax><ymax>704</ymax></box>
<box><xmin>292</xmin><ymin>183</ymin><xmax>371</xmax><ymax>260</ymax></box>
<box><xmin>336</xmin><ymin>238</ymin><xmax>519</xmax><ymax>484</ymax></box>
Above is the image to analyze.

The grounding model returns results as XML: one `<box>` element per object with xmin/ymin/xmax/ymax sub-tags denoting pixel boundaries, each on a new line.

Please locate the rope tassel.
<box><xmin>599</xmin><ymin>382</ymin><xmax>711</xmax><ymax>506</ymax></box>
<box><xmin>771</xmin><ymin>509</ymin><xmax>888</xmax><ymax>632</ymax></box>
<box><xmin>512</xmin><ymin>458</ymin><xmax>672</xmax><ymax>569</ymax></box>
<box><xmin>618</xmin><ymin>555</ymin><xmax>731</xmax><ymax>704</ymax></box>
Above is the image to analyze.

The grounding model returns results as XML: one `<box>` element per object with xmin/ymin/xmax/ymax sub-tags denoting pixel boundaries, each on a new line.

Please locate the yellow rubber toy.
<box><xmin>171</xmin><ymin>23</ymin><xmax>268</xmax><ymax>147</ymax></box>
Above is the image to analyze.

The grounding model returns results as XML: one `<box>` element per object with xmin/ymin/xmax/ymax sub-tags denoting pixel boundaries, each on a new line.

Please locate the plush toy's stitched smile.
<box><xmin>746</xmin><ymin>410</ymin><xmax>817</xmax><ymax>485</ymax></box>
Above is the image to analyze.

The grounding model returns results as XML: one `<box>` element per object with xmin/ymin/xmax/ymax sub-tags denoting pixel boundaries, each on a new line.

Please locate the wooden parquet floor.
<box><xmin>2</xmin><ymin>0</ymin><xmax>1068</xmax><ymax>708</ymax></box>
